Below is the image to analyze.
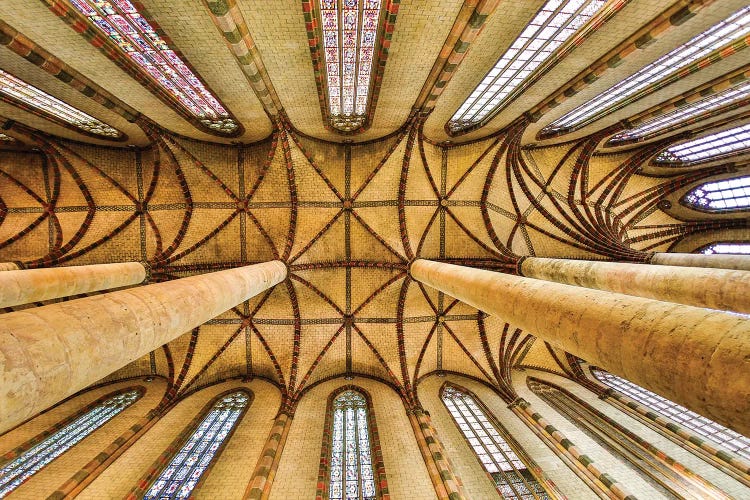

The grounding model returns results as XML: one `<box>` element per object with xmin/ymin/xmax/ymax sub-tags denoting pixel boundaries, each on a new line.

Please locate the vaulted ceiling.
<box><xmin>0</xmin><ymin>0</ymin><xmax>749</xmax><ymax>408</ymax></box>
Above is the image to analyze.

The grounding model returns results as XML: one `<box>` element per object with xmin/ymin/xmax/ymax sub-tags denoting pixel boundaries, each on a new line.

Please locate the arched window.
<box><xmin>318</xmin><ymin>387</ymin><xmax>386</xmax><ymax>500</ymax></box>
<box><xmin>142</xmin><ymin>391</ymin><xmax>250</xmax><ymax>499</ymax></box>
<box><xmin>0</xmin><ymin>389</ymin><xmax>141</xmax><ymax>498</ymax></box>
<box><xmin>441</xmin><ymin>384</ymin><xmax>552</xmax><ymax>499</ymax></box>
<box><xmin>699</xmin><ymin>242</ymin><xmax>750</xmax><ymax>254</ymax></box>
<box><xmin>592</xmin><ymin>369</ymin><xmax>750</xmax><ymax>460</ymax></box>
<box><xmin>683</xmin><ymin>175</ymin><xmax>750</xmax><ymax>211</ymax></box>
<box><xmin>655</xmin><ymin>123</ymin><xmax>750</xmax><ymax>166</ymax></box>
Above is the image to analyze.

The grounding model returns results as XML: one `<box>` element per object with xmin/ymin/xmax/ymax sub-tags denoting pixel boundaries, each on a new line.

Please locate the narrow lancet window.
<box><xmin>683</xmin><ymin>175</ymin><xmax>750</xmax><ymax>211</ymax></box>
<box><xmin>700</xmin><ymin>242</ymin><xmax>750</xmax><ymax>254</ymax></box>
<box><xmin>143</xmin><ymin>391</ymin><xmax>249</xmax><ymax>499</ymax></box>
<box><xmin>542</xmin><ymin>6</ymin><xmax>750</xmax><ymax>137</ymax></box>
<box><xmin>316</xmin><ymin>0</ymin><xmax>386</xmax><ymax>132</ymax></box>
<box><xmin>607</xmin><ymin>79</ymin><xmax>750</xmax><ymax>146</ymax></box>
<box><xmin>441</xmin><ymin>385</ymin><xmax>551</xmax><ymax>499</ymax></box>
<box><xmin>0</xmin><ymin>69</ymin><xmax>121</xmax><ymax>139</ymax></box>
<box><xmin>327</xmin><ymin>390</ymin><xmax>377</xmax><ymax>500</ymax></box>
<box><xmin>68</xmin><ymin>0</ymin><xmax>239</xmax><ymax>135</ymax></box>
<box><xmin>592</xmin><ymin>369</ymin><xmax>750</xmax><ymax>460</ymax></box>
<box><xmin>448</xmin><ymin>0</ymin><xmax>611</xmax><ymax>134</ymax></box>
<box><xmin>0</xmin><ymin>389</ymin><xmax>141</xmax><ymax>498</ymax></box>
<box><xmin>654</xmin><ymin>124</ymin><xmax>750</xmax><ymax>166</ymax></box>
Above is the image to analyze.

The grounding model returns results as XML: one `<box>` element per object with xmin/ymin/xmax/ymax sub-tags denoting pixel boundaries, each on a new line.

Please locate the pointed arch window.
<box><xmin>142</xmin><ymin>391</ymin><xmax>249</xmax><ymax>499</ymax></box>
<box><xmin>318</xmin><ymin>388</ymin><xmax>386</xmax><ymax>500</ymax></box>
<box><xmin>441</xmin><ymin>384</ymin><xmax>552</xmax><ymax>499</ymax></box>
<box><xmin>0</xmin><ymin>389</ymin><xmax>141</xmax><ymax>498</ymax></box>
<box><xmin>683</xmin><ymin>175</ymin><xmax>750</xmax><ymax>211</ymax></box>
<box><xmin>592</xmin><ymin>369</ymin><xmax>750</xmax><ymax>460</ymax></box>
<box><xmin>448</xmin><ymin>0</ymin><xmax>613</xmax><ymax>134</ymax></box>
<box><xmin>699</xmin><ymin>242</ymin><xmax>750</xmax><ymax>254</ymax></box>
<box><xmin>541</xmin><ymin>6</ymin><xmax>750</xmax><ymax>138</ymax></box>
<box><xmin>607</xmin><ymin>79</ymin><xmax>750</xmax><ymax>146</ymax></box>
<box><xmin>67</xmin><ymin>0</ymin><xmax>240</xmax><ymax>136</ymax></box>
<box><xmin>654</xmin><ymin>124</ymin><xmax>750</xmax><ymax>166</ymax></box>
<box><xmin>0</xmin><ymin>69</ymin><xmax>122</xmax><ymax>140</ymax></box>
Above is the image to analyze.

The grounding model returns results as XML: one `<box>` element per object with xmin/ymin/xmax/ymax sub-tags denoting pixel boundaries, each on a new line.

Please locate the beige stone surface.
<box><xmin>0</xmin><ymin>262</ymin><xmax>19</xmax><ymax>271</ymax></box>
<box><xmin>651</xmin><ymin>252</ymin><xmax>750</xmax><ymax>272</ymax></box>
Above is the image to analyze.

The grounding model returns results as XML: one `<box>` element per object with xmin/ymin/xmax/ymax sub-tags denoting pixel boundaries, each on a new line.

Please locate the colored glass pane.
<box><xmin>701</xmin><ymin>242</ymin><xmax>750</xmax><ymax>254</ymax></box>
<box><xmin>143</xmin><ymin>392</ymin><xmax>248</xmax><ymax>499</ymax></box>
<box><xmin>69</xmin><ymin>0</ymin><xmax>238</xmax><ymax>134</ymax></box>
<box><xmin>543</xmin><ymin>6</ymin><xmax>750</xmax><ymax>135</ymax></box>
<box><xmin>0</xmin><ymin>69</ymin><xmax>120</xmax><ymax>138</ymax></box>
<box><xmin>320</xmin><ymin>0</ymin><xmax>382</xmax><ymax>132</ymax></box>
<box><xmin>608</xmin><ymin>80</ymin><xmax>750</xmax><ymax>145</ymax></box>
<box><xmin>329</xmin><ymin>390</ymin><xmax>376</xmax><ymax>500</ymax></box>
<box><xmin>0</xmin><ymin>390</ymin><xmax>140</xmax><ymax>498</ymax></box>
<box><xmin>655</xmin><ymin>124</ymin><xmax>750</xmax><ymax>165</ymax></box>
<box><xmin>684</xmin><ymin>175</ymin><xmax>750</xmax><ymax>211</ymax></box>
<box><xmin>442</xmin><ymin>386</ymin><xmax>549</xmax><ymax>499</ymax></box>
<box><xmin>593</xmin><ymin>369</ymin><xmax>750</xmax><ymax>460</ymax></box>
<box><xmin>449</xmin><ymin>0</ymin><xmax>608</xmax><ymax>133</ymax></box>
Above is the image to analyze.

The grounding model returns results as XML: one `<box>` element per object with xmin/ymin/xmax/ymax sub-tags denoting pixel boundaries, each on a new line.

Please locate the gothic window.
<box><xmin>0</xmin><ymin>69</ymin><xmax>121</xmax><ymax>139</ymax></box>
<box><xmin>143</xmin><ymin>391</ymin><xmax>250</xmax><ymax>499</ymax></box>
<box><xmin>441</xmin><ymin>385</ymin><xmax>551</xmax><ymax>499</ymax></box>
<box><xmin>448</xmin><ymin>0</ymin><xmax>611</xmax><ymax>134</ymax></box>
<box><xmin>0</xmin><ymin>389</ymin><xmax>141</xmax><ymax>498</ymax></box>
<box><xmin>312</xmin><ymin>0</ymin><xmax>390</xmax><ymax>132</ymax></box>
<box><xmin>592</xmin><ymin>369</ymin><xmax>750</xmax><ymax>460</ymax></box>
<box><xmin>654</xmin><ymin>124</ymin><xmax>750</xmax><ymax>166</ymax></box>
<box><xmin>607</xmin><ymin>79</ymin><xmax>750</xmax><ymax>146</ymax></box>
<box><xmin>327</xmin><ymin>390</ymin><xmax>378</xmax><ymax>500</ymax></box>
<box><xmin>542</xmin><ymin>6</ymin><xmax>750</xmax><ymax>137</ymax></box>
<box><xmin>683</xmin><ymin>175</ymin><xmax>750</xmax><ymax>211</ymax></box>
<box><xmin>68</xmin><ymin>0</ymin><xmax>239</xmax><ymax>136</ymax></box>
<box><xmin>700</xmin><ymin>242</ymin><xmax>750</xmax><ymax>254</ymax></box>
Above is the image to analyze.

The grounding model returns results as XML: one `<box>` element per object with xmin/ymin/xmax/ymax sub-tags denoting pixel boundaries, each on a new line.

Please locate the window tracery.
<box><xmin>700</xmin><ymin>242</ymin><xmax>750</xmax><ymax>254</ymax></box>
<box><xmin>655</xmin><ymin>124</ymin><xmax>750</xmax><ymax>166</ymax></box>
<box><xmin>607</xmin><ymin>80</ymin><xmax>750</xmax><ymax>146</ymax></box>
<box><xmin>0</xmin><ymin>389</ymin><xmax>140</xmax><ymax>498</ymax></box>
<box><xmin>592</xmin><ymin>369</ymin><xmax>750</xmax><ymax>460</ymax></box>
<box><xmin>68</xmin><ymin>0</ymin><xmax>239</xmax><ymax>135</ymax></box>
<box><xmin>542</xmin><ymin>6</ymin><xmax>750</xmax><ymax>137</ymax></box>
<box><xmin>143</xmin><ymin>391</ymin><xmax>249</xmax><ymax>499</ymax></box>
<box><xmin>441</xmin><ymin>385</ymin><xmax>551</xmax><ymax>499</ymax></box>
<box><xmin>0</xmin><ymin>69</ymin><xmax>121</xmax><ymax>139</ymax></box>
<box><xmin>683</xmin><ymin>175</ymin><xmax>750</xmax><ymax>211</ymax></box>
<box><xmin>448</xmin><ymin>0</ymin><xmax>610</xmax><ymax>134</ymax></box>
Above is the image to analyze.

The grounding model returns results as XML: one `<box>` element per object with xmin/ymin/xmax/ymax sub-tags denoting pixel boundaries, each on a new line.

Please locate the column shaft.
<box><xmin>243</xmin><ymin>413</ymin><xmax>292</xmax><ymax>500</ymax></box>
<box><xmin>0</xmin><ymin>262</ymin><xmax>146</xmax><ymax>308</ymax></box>
<box><xmin>0</xmin><ymin>261</ymin><xmax>286</xmax><ymax>433</ymax></box>
<box><xmin>651</xmin><ymin>252</ymin><xmax>750</xmax><ymax>271</ymax></box>
<box><xmin>0</xmin><ymin>262</ymin><xmax>19</xmax><ymax>272</ymax></box>
<box><xmin>411</xmin><ymin>259</ymin><xmax>750</xmax><ymax>436</ymax></box>
<box><xmin>521</xmin><ymin>257</ymin><xmax>750</xmax><ymax>313</ymax></box>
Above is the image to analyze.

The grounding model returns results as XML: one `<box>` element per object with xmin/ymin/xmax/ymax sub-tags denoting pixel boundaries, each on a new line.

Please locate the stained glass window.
<box><xmin>69</xmin><ymin>0</ymin><xmax>238</xmax><ymax>135</ymax></box>
<box><xmin>701</xmin><ymin>242</ymin><xmax>750</xmax><ymax>254</ymax></box>
<box><xmin>593</xmin><ymin>369</ymin><xmax>750</xmax><ymax>460</ymax></box>
<box><xmin>0</xmin><ymin>69</ymin><xmax>120</xmax><ymax>138</ymax></box>
<box><xmin>654</xmin><ymin>124</ymin><xmax>750</xmax><ymax>165</ymax></box>
<box><xmin>608</xmin><ymin>80</ymin><xmax>750</xmax><ymax>145</ymax></box>
<box><xmin>683</xmin><ymin>175</ymin><xmax>750</xmax><ymax>211</ymax></box>
<box><xmin>319</xmin><ymin>0</ymin><xmax>382</xmax><ymax>132</ymax></box>
<box><xmin>441</xmin><ymin>386</ymin><xmax>550</xmax><ymax>499</ymax></box>
<box><xmin>449</xmin><ymin>0</ymin><xmax>609</xmax><ymax>134</ymax></box>
<box><xmin>328</xmin><ymin>390</ymin><xmax>377</xmax><ymax>500</ymax></box>
<box><xmin>542</xmin><ymin>6</ymin><xmax>750</xmax><ymax>136</ymax></box>
<box><xmin>143</xmin><ymin>391</ymin><xmax>249</xmax><ymax>499</ymax></box>
<box><xmin>0</xmin><ymin>390</ymin><xmax>140</xmax><ymax>498</ymax></box>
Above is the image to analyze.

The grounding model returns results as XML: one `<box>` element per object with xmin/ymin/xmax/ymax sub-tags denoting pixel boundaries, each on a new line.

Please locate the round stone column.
<box><xmin>651</xmin><ymin>252</ymin><xmax>750</xmax><ymax>271</ymax></box>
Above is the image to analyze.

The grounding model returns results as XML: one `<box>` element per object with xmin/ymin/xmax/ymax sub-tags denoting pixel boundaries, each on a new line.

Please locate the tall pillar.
<box><xmin>243</xmin><ymin>412</ymin><xmax>292</xmax><ymax>500</ymax></box>
<box><xmin>408</xmin><ymin>409</ymin><xmax>467</xmax><ymax>500</ymax></box>
<box><xmin>0</xmin><ymin>262</ymin><xmax>146</xmax><ymax>308</ymax></box>
<box><xmin>0</xmin><ymin>261</ymin><xmax>287</xmax><ymax>433</ymax></box>
<box><xmin>411</xmin><ymin>259</ymin><xmax>750</xmax><ymax>436</ymax></box>
<box><xmin>520</xmin><ymin>257</ymin><xmax>750</xmax><ymax>313</ymax></box>
<box><xmin>0</xmin><ymin>262</ymin><xmax>19</xmax><ymax>271</ymax></box>
<box><xmin>651</xmin><ymin>252</ymin><xmax>750</xmax><ymax>271</ymax></box>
